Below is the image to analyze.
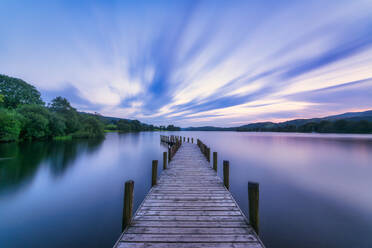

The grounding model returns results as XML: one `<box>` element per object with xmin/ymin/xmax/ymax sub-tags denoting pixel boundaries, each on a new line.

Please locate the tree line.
<box><xmin>236</xmin><ymin>119</ymin><xmax>372</xmax><ymax>133</ymax></box>
<box><xmin>0</xmin><ymin>74</ymin><xmax>180</xmax><ymax>142</ymax></box>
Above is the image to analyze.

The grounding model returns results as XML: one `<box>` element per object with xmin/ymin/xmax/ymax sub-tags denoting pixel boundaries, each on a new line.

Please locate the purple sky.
<box><xmin>1</xmin><ymin>0</ymin><xmax>372</xmax><ymax>127</ymax></box>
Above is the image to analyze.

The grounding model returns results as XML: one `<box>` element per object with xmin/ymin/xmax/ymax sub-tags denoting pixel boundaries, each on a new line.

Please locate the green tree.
<box><xmin>49</xmin><ymin>96</ymin><xmax>81</xmax><ymax>133</ymax></box>
<box><xmin>105</xmin><ymin>124</ymin><xmax>118</xmax><ymax>130</ymax></box>
<box><xmin>72</xmin><ymin>116</ymin><xmax>104</xmax><ymax>138</ymax></box>
<box><xmin>117</xmin><ymin>120</ymin><xmax>132</xmax><ymax>132</ymax></box>
<box><xmin>48</xmin><ymin>112</ymin><xmax>66</xmax><ymax>136</ymax></box>
<box><xmin>82</xmin><ymin>116</ymin><xmax>104</xmax><ymax>138</ymax></box>
<box><xmin>0</xmin><ymin>109</ymin><xmax>22</xmax><ymax>142</ymax></box>
<box><xmin>0</xmin><ymin>74</ymin><xmax>44</xmax><ymax>109</ymax></box>
<box><xmin>0</xmin><ymin>94</ymin><xmax>4</xmax><ymax>106</ymax></box>
<box><xmin>17</xmin><ymin>105</ymin><xmax>50</xmax><ymax>140</ymax></box>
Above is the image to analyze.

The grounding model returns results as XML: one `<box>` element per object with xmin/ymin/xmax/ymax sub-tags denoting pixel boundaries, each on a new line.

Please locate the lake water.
<box><xmin>1</xmin><ymin>131</ymin><xmax>372</xmax><ymax>248</ymax></box>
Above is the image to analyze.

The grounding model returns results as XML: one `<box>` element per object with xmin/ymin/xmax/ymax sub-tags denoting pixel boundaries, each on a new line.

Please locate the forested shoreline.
<box><xmin>0</xmin><ymin>75</ymin><xmax>180</xmax><ymax>142</ymax></box>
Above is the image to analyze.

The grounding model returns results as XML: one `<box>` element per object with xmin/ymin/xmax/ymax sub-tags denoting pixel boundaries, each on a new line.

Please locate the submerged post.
<box><xmin>213</xmin><ymin>152</ymin><xmax>217</xmax><ymax>171</ymax></box>
<box><xmin>223</xmin><ymin>160</ymin><xmax>230</xmax><ymax>190</ymax></box>
<box><xmin>248</xmin><ymin>182</ymin><xmax>259</xmax><ymax>234</ymax></box>
<box><xmin>152</xmin><ymin>160</ymin><xmax>158</xmax><ymax>187</ymax></box>
<box><xmin>122</xmin><ymin>180</ymin><xmax>134</xmax><ymax>231</ymax></box>
<box><xmin>163</xmin><ymin>152</ymin><xmax>167</xmax><ymax>170</ymax></box>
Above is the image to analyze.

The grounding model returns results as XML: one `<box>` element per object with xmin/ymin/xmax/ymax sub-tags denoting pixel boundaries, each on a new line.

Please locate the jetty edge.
<box><xmin>113</xmin><ymin>135</ymin><xmax>265</xmax><ymax>248</ymax></box>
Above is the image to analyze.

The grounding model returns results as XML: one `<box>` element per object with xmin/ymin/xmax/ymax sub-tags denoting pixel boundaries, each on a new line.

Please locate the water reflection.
<box><xmin>0</xmin><ymin>139</ymin><xmax>104</xmax><ymax>196</ymax></box>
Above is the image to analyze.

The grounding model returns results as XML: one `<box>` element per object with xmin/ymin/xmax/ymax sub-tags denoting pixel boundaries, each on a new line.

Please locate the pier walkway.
<box><xmin>113</xmin><ymin>142</ymin><xmax>265</xmax><ymax>248</ymax></box>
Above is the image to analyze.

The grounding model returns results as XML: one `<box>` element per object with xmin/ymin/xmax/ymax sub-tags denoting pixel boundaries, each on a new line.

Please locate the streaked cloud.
<box><xmin>1</xmin><ymin>0</ymin><xmax>371</xmax><ymax>126</ymax></box>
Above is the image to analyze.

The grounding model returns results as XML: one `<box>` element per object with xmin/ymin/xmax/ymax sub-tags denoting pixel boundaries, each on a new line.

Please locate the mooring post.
<box><xmin>183</xmin><ymin>137</ymin><xmax>185</xmax><ymax>142</ymax></box>
<box><xmin>223</xmin><ymin>160</ymin><xmax>230</xmax><ymax>190</ymax></box>
<box><xmin>192</xmin><ymin>138</ymin><xmax>193</xmax><ymax>143</ymax></box>
<box><xmin>213</xmin><ymin>152</ymin><xmax>217</xmax><ymax>171</ymax></box>
<box><xmin>152</xmin><ymin>160</ymin><xmax>158</xmax><ymax>187</ymax></box>
<box><xmin>248</xmin><ymin>182</ymin><xmax>259</xmax><ymax>234</ymax></box>
<box><xmin>168</xmin><ymin>147</ymin><xmax>171</xmax><ymax>162</ymax></box>
<box><xmin>207</xmin><ymin>147</ymin><xmax>210</xmax><ymax>162</ymax></box>
<box><xmin>163</xmin><ymin>152</ymin><xmax>167</xmax><ymax>170</ymax></box>
<box><xmin>122</xmin><ymin>180</ymin><xmax>134</xmax><ymax>231</ymax></box>
<box><xmin>187</xmin><ymin>137</ymin><xmax>189</xmax><ymax>142</ymax></box>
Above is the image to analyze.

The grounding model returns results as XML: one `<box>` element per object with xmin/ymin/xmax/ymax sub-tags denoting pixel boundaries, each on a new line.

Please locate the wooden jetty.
<box><xmin>114</xmin><ymin>136</ymin><xmax>265</xmax><ymax>248</ymax></box>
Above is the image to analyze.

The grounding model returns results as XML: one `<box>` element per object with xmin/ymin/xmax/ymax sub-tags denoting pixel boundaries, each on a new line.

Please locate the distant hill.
<box><xmin>183</xmin><ymin>110</ymin><xmax>372</xmax><ymax>134</ymax></box>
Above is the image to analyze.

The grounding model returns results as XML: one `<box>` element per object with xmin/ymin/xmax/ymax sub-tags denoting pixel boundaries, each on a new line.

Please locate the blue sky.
<box><xmin>1</xmin><ymin>0</ymin><xmax>372</xmax><ymax>127</ymax></box>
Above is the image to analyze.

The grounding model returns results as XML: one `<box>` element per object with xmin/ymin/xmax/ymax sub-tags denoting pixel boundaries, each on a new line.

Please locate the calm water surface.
<box><xmin>0</xmin><ymin>131</ymin><xmax>371</xmax><ymax>248</ymax></box>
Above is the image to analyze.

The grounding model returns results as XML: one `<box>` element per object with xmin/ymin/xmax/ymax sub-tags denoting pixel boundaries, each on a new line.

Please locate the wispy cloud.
<box><xmin>1</xmin><ymin>0</ymin><xmax>372</xmax><ymax>126</ymax></box>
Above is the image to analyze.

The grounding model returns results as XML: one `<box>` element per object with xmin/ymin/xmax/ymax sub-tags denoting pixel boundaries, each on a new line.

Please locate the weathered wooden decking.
<box><xmin>114</xmin><ymin>143</ymin><xmax>265</xmax><ymax>248</ymax></box>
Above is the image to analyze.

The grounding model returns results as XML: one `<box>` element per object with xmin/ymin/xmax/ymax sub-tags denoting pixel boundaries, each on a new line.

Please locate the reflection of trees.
<box><xmin>0</xmin><ymin>138</ymin><xmax>104</xmax><ymax>195</ymax></box>
<box><xmin>47</xmin><ymin>138</ymin><xmax>103</xmax><ymax>176</ymax></box>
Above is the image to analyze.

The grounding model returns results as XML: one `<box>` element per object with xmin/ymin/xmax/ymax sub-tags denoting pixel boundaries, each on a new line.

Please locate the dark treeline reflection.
<box><xmin>0</xmin><ymin>138</ymin><xmax>104</xmax><ymax>195</ymax></box>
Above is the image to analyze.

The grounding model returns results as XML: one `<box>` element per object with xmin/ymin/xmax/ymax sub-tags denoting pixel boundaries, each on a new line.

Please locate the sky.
<box><xmin>1</xmin><ymin>0</ymin><xmax>372</xmax><ymax>127</ymax></box>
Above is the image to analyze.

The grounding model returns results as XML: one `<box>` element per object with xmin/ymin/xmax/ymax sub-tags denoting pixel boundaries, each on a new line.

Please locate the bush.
<box><xmin>0</xmin><ymin>108</ymin><xmax>22</xmax><ymax>142</ymax></box>
<box><xmin>105</xmin><ymin>124</ymin><xmax>117</xmax><ymax>130</ymax></box>
<box><xmin>71</xmin><ymin>131</ymin><xmax>91</xmax><ymax>139</ymax></box>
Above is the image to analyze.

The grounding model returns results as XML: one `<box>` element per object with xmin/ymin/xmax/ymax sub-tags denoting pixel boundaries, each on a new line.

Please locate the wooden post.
<box><xmin>168</xmin><ymin>147</ymin><xmax>171</xmax><ymax>162</ymax></box>
<box><xmin>163</xmin><ymin>152</ymin><xmax>167</xmax><ymax>170</ymax></box>
<box><xmin>122</xmin><ymin>180</ymin><xmax>134</xmax><ymax>231</ymax></box>
<box><xmin>223</xmin><ymin>160</ymin><xmax>230</xmax><ymax>190</ymax></box>
<box><xmin>248</xmin><ymin>182</ymin><xmax>259</xmax><ymax>234</ymax></box>
<box><xmin>187</xmin><ymin>137</ymin><xmax>189</xmax><ymax>143</ymax></box>
<box><xmin>183</xmin><ymin>137</ymin><xmax>185</xmax><ymax>142</ymax></box>
<box><xmin>152</xmin><ymin>160</ymin><xmax>158</xmax><ymax>187</ymax></box>
<box><xmin>192</xmin><ymin>138</ymin><xmax>193</xmax><ymax>143</ymax></box>
<box><xmin>213</xmin><ymin>152</ymin><xmax>217</xmax><ymax>171</ymax></box>
<box><xmin>206</xmin><ymin>147</ymin><xmax>210</xmax><ymax>162</ymax></box>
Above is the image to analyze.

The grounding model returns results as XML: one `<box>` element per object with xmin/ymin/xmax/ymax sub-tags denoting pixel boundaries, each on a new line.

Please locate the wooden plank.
<box><xmin>130</xmin><ymin>221</ymin><xmax>250</xmax><ymax>228</ymax></box>
<box><xmin>133</xmin><ymin>215</ymin><xmax>246</xmax><ymax>222</ymax></box>
<box><xmin>117</xmin><ymin>242</ymin><xmax>263</xmax><ymax>248</ymax></box>
<box><xmin>121</xmin><ymin>233</ymin><xmax>258</xmax><ymax>242</ymax></box>
<box><xmin>136</xmin><ymin>210</ymin><xmax>242</xmax><ymax>216</ymax></box>
<box><xmin>125</xmin><ymin>227</ymin><xmax>252</xmax><ymax>234</ymax></box>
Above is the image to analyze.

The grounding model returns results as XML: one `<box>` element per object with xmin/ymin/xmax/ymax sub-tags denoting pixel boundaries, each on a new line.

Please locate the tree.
<box><xmin>105</xmin><ymin>124</ymin><xmax>118</xmax><ymax>130</ymax></box>
<box><xmin>117</xmin><ymin>119</ymin><xmax>131</xmax><ymax>132</ymax></box>
<box><xmin>0</xmin><ymin>109</ymin><xmax>22</xmax><ymax>142</ymax></box>
<box><xmin>166</xmin><ymin>125</ymin><xmax>181</xmax><ymax>131</ymax></box>
<box><xmin>82</xmin><ymin>116</ymin><xmax>104</xmax><ymax>138</ymax></box>
<box><xmin>0</xmin><ymin>74</ymin><xmax>44</xmax><ymax>109</ymax></box>
<box><xmin>72</xmin><ymin>116</ymin><xmax>104</xmax><ymax>138</ymax></box>
<box><xmin>0</xmin><ymin>94</ymin><xmax>4</xmax><ymax>106</ymax></box>
<box><xmin>49</xmin><ymin>96</ymin><xmax>81</xmax><ymax>133</ymax></box>
<box><xmin>48</xmin><ymin>113</ymin><xmax>66</xmax><ymax>137</ymax></box>
<box><xmin>49</xmin><ymin>96</ymin><xmax>76</xmax><ymax>113</ymax></box>
<box><xmin>17</xmin><ymin>105</ymin><xmax>50</xmax><ymax>140</ymax></box>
